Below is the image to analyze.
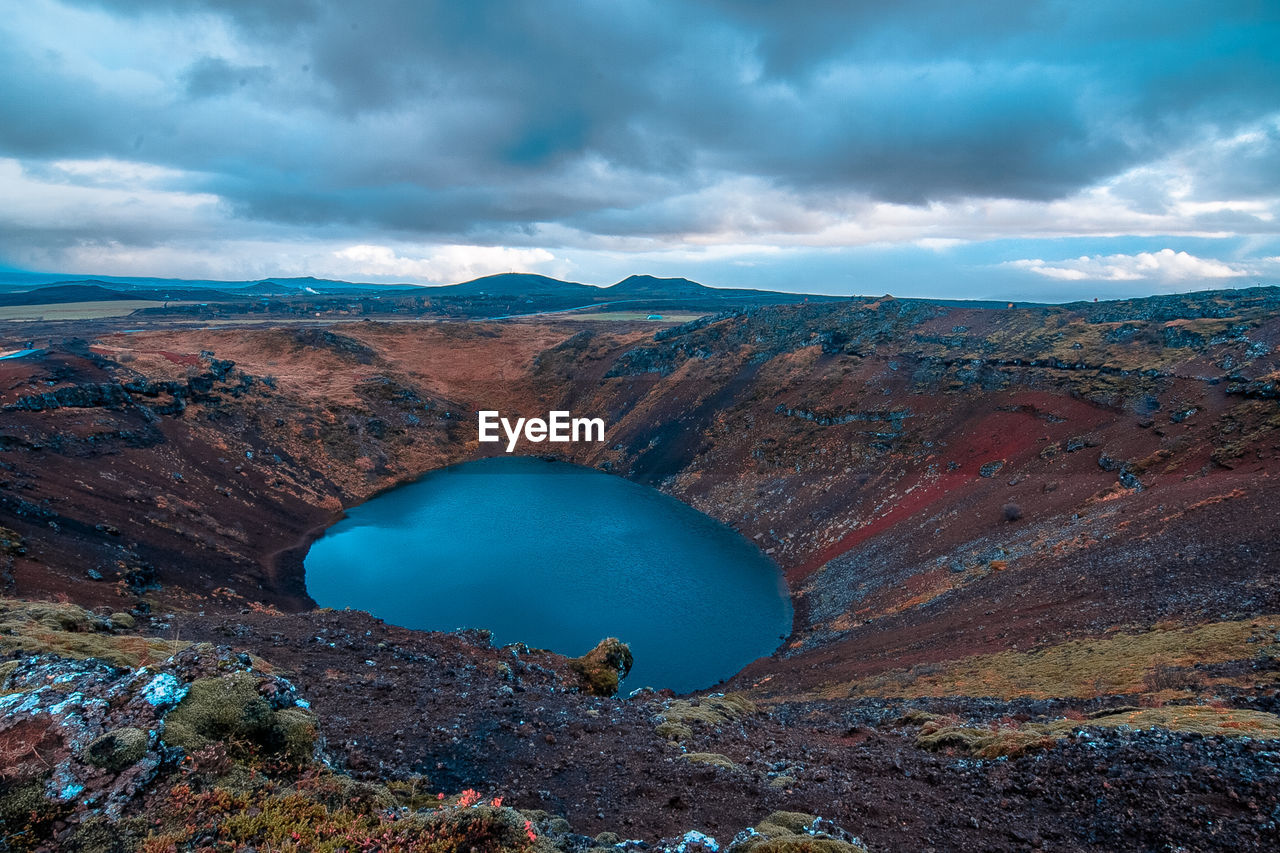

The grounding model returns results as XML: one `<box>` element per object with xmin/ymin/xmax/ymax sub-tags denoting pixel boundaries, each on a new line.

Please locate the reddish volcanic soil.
<box><xmin>2</xmin><ymin>288</ymin><xmax>1280</xmax><ymax>850</ymax></box>
<box><xmin>4</xmin><ymin>296</ymin><xmax>1280</xmax><ymax>682</ymax></box>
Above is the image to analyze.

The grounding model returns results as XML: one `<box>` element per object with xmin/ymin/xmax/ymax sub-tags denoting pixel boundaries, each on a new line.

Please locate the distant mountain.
<box><xmin>0</xmin><ymin>283</ymin><xmax>141</xmax><ymax>306</ymax></box>
<box><xmin>241</xmin><ymin>281</ymin><xmax>301</xmax><ymax>295</ymax></box>
<box><xmin>0</xmin><ymin>273</ymin><xmax>420</xmax><ymax>296</ymax></box>
<box><xmin>150</xmin><ymin>289</ymin><xmax>242</xmax><ymax>301</ymax></box>
<box><xmin>604</xmin><ymin>275</ymin><xmax>711</xmax><ymax>297</ymax></box>
<box><xmin>0</xmin><ymin>270</ymin><xmax>840</xmax><ymax>311</ymax></box>
<box><xmin>435</xmin><ymin>272</ymin><xmax>791</xmax><ymax>302</ymax></box>
<box><xmin>0</xmin><ymin>280</ymin><xmax>257</xmax><ymax>304</ymax></box>
<box><xmin>599</xmin><ymin>274</ymin><xmax>839</xmax><ymax>305</ymax></box>
<box><xmin>439</xmin><ymin>273</ymin><xmax>597</xmax><ymax>297</ymax></box>
<box><xmin>239</xmin><ymin>277</ymin><xmax>420</xmax><ymax>295</ymax></box>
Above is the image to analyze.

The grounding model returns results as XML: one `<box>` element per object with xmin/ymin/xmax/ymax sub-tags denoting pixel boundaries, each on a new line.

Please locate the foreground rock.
<box><xmin>0</xmin><ymin>635</ymin><xmax>869</xmax><ymax>852</ymax></box>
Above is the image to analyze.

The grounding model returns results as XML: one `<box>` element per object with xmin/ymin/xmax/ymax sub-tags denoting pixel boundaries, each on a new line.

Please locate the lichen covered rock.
<box><xmin>162</xmin><ymin>671</ymin><xmax>317</xmax><ymax>764</ymax></box>
<box><xmin>728</xmin><ymin>812</ymin><xmax>869</xmax><ymax>853</ymax></box>
<box><xmin>568</xmin><ymin>637</ymin><xmax>634</xmax><ymax>697</ymax></box>
<box><xmin>82</xmin><ymin>726</ymin><xmax>148</xmax><ymax>771</ymax></box>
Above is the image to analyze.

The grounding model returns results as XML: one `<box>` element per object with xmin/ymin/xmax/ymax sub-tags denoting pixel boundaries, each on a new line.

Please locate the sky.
<box><xmin>1</xmin><ymin>0</ymin><xmax>1279</xmax><ymax>301</ymax></box>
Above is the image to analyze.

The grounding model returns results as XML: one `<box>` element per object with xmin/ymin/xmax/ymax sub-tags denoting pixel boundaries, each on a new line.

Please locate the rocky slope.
<box><xmin>2</xmin><ymin>287</ymin><xmax>1279</xmax><ymax>849</ymax></box>
<box><xmin>1</xmin><ymin>598</ymin><xmax>1276</xmax><ymax>852</ymax></box>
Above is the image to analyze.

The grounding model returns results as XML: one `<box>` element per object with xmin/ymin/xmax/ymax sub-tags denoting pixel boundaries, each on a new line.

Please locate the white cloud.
<box><xmin>1004</xmin><ymin>249</ymin><xmax>1251</xmax><ymax>283</ymax></box>
<box><xmin>0</xmin><ymin>157</ymin><xmax>221</xmax><ymax>230</ymax></box>
<box><xmin>914</xmin><ymin>238</ymin><xmax>966</xmax><ymax>250</ymax></box>
<box><xmin>330</xmin><ymin>244</ymin><xmax>563</xmax><ymax>284</ymax></box>
<box><xmin>0</xmin><ymin>231</ymin><xmax>572</xmax><ymax>285</ymax></box>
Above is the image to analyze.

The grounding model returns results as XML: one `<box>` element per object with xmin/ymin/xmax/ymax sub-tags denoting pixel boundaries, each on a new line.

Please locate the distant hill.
<box><xmin>0</xmin><ymin>283</ymin><xmax>142</xmax><ymax>306</ymax></box>
<box><xmin>438</xmin><ymin>272</ymin><xmax>831</xmax><ymax>305</ymax></box>
<box><xmin>439</xmin><ymin>273</ymin><xmax>596</xmax><ymax>297</ymax></box>
<box><xmin>0</xmin><ymin>271</ymin><xmax>840</xmax><ymax>313</ymax></box>
<box><xmin>238</xmin><ymin>277</ymin><xmax>419</xmax><ymax>295</ymax></box>
<box><xmin>241</xmin><ymin>281</ymin><xmax>301</xmax><ymax>295</ymax></box>
<box><xmin>604</xmin><ymin>275</ymin><xmax>711</xmax><ymax>297</ymax></box>
<box><xmin>0</xmin><ymin>281</ymin><xmax>254</xmax><ymax>305</ymax></box>
<box><xmin>0</xmin><ymin>273</ymin><xmax>418</xmax><ymax>296</ymax></box>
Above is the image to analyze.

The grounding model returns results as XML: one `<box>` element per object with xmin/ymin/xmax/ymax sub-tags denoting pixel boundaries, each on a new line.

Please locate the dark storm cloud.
<box><xmin>7</xmin><ymin>0</ymin><xmax>1280</xmax><ymax>240</ymax></box>
<box><xmin>183</xmin><ymin>57</ymin><xmax>273</xmax><ymax>99</ymax></box>
<box><xmin>79</xmin><ymin>0</ymin><xmax>322</xmax><ymax>33</ymax></box>
<box><xmin>0</xmin><ymin>37</ymin><xmax>142</xmax><ymax>158</ymax></box>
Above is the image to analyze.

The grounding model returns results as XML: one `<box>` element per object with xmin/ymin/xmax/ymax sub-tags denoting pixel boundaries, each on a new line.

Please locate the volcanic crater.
<box><xmin>2</xmin><ymin>287</ymin><xmax>1280</xmax><ymax>851</ymax></box>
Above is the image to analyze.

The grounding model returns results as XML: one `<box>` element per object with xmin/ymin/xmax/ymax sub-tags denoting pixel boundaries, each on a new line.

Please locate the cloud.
<box><xmin>0</xmin><ymin>158</ymin><xmax>225</xmax><ymax>259</ymax></box>
<box><xmin>183</xmin><ymin>56</ymin><xmax>272</xmax><ymax>99</ymax></box>
<box><xmin>0</xmin><ymin>1</ymin><xmax>1279</xmax><ymax>297</ymax></box>
<box><xmin>330</xmin><ymin>244</ymin><xmax>562</xmax><ymax>284</ymax></box>
<box><xmin>8</xmin><ymin>1</ymin><xmax>1276</xmax><ymax>219</ymax></box>
<box><xmin>1005</xmin><ymin>249</ymin><xmax>1251</xmax><ymax>282</ymax></box>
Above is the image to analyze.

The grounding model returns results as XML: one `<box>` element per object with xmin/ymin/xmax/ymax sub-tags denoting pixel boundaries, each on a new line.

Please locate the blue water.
<box><xmin>0</xmin><ymin>349</ymin><xmax>40</xmax><ymax>360</ymax></box>
<box><xmin>304</xmin><ymin>456</ymin><xmax>792</xmax><ymax>693</ymax></box>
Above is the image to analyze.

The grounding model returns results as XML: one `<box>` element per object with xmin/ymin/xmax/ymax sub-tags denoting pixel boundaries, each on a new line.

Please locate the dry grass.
<box><xmin>0</xmin><ymin>300</ymin><xmax>203</xmax><ymax>321</ymax></box>
<box><xmin>0</xmin><ymin>597</ymin><xmax>190</xmax><ymax>669</ymax></box>
<box><xmin>654</xmin><ymin>693</ymin><xmax>757</xmax><ymax>741</ymax></box>
<box><xmin>841</xmin><ymin>615</ymin><xmax>1280</xmax><ymax>700</ymax></box>
<box><xmin>679</xmin><ymin>752</ymin><xmax>738</xmax><ymax>770</ymax></box>
<box><xmin>559</xmin><ymin>311</ymin><xmax>706</xmax><ymax>322</ymax></box>
<box><xmin>733</xmin><ymin>811</ymin><xmax>869</xmax><ymax>853</ymax></box>
<box><xmin>915</xmin><ymin>719</ymin><xmax>1060</xmax><ymax>758</ymax></box>
<box><xmin>915</xmin><ymin>705</ymin><xmax>1280</xmax><ymax>758</ymax></box>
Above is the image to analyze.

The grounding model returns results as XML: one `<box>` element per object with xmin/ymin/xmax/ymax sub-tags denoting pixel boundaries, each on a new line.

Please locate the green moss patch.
<box><xmin>655</xmin><ymin>693</ymin><xmax>756</xmax><ymax>742</ymax></box>
<box><xmin>679</xmin><ymin>752</ymin><xmax>738</xmax><ymax>771</ymax></box>
<box><xmin>82</xmin><ymin>727</ymin><xmax>149</xmax><ymax>772</ymax></box>
<box><xmin>146</xmin><ymin>776</ymin><xmax>556</xmax><ymax>853</ymax></box>
<box><xmin>568</xmin><ymin>637</ymin><xmax>633</xmax><ymax>697</ymax></box>
<box><xmin>729</xmin><ymin>812</ymin><xmax>868</xmax><ymax>853</ymax></box>
<box><xmin>0</xmin><ymin>597</ymin><xmax>189</xmax><ymax>669</ymax></box>
<box><xmin>162</xmin><ymin>673</ymin><xmax>316</xmax><ymax>765</ymax></box>
<box><xmin>915</xmin><ymin>705</ymin><xmax>1280</xmax><ymax>758</ymax></box>
<box><xmin>841</xmin><ymin>615</ymin><xmax>1280</xmax><ymax>700</ymax></box>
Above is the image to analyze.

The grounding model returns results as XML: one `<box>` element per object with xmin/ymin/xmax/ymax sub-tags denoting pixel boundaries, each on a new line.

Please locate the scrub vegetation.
<box><xmin>0</xmin><ymin>598</ymin><xmax>190</xmax><ymax>669</ymax></box>
<box><xmin>836</xmin><ymin>616</ymin><xmax>1280</xmax><ymax>700</ymax></box>
<box><xmin>912</xmin><ymin>705</ymin><xmax>1280</xmax><ymax>759</ymax></box>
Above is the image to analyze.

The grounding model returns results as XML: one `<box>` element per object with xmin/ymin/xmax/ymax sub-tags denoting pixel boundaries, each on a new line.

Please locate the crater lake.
<box><xmin>304</xmin><ymin>456</ymin><xmax>792</xmax><ymax>693</ymax></box>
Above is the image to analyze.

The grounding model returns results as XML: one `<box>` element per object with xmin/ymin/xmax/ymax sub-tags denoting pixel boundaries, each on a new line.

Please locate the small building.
<box><xmin>646</xmin><ymin>314</ymin><xmax>663</xmax><ymax>320</ymax></box>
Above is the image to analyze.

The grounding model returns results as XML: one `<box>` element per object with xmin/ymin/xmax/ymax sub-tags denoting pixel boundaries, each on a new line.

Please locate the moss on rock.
<box><xmin>680</xmin><ymin>752</ymin><xmax>738</xmax><ymax>771</ymax></box>
<box><xmin>730</xmin><ymin>812</ymin><xmax>869</xmax><ymax>853</ymax></box>
<box><xmin>757</xmin><ymin>812</ymin><xmax>817</xmax><ymax>835</ymax></box>
<box><xmin>163</xmin><ymin>672</ymin><xmax>316</xmax><ymax>764</ymax></box>
<box><xmin>0</xmin><ymin>597</ymin><xmax>188</xmax><ymax>668</ymax></box>
<box><xmin>0</xmin><ymin>658</ymin><xmax>19</xmax><ymax>684</ymax></box>
<box><xmin>745</xmin><ymin>839</ymin><xmax>867</xmax><ymax>853</ymax></box>
<box><xmin>0</xmin><ymin>780</ymin><xmax>67</xmax><ymax>851</ymax></box>
<box><xmin>82</xmin><ymin>727</ymin><xmax>149</xmax><ymax>772</ymax></box>
<box><xmin>0</xmin><ymin>525</ymin><xmax>25</xmax><ymax>557</ymax></box>
<box><xmin>63</xmin><ymin>815</ymin><xmax>150</xmax><ymax>853</ymax></box>
<box><xmin>655</xmin><ymin>693</ymin><xmax>757</xmax><ymax>742</ymax></box>
<box><xmin>915</xmin><ymin>705</ymin><xmax>1280</xmax><ymax>759</ymax></box>
<box><xmin>568</xmin><ymin>637</ymin><xmax>633</xmax><ymax>697</ymax></box>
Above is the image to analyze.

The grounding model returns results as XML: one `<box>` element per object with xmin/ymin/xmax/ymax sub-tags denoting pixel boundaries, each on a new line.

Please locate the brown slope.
<box><xmin>0</xmin><ymin>290</ymin><xmax>1277</xmax><ymax>700</ymax></box>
